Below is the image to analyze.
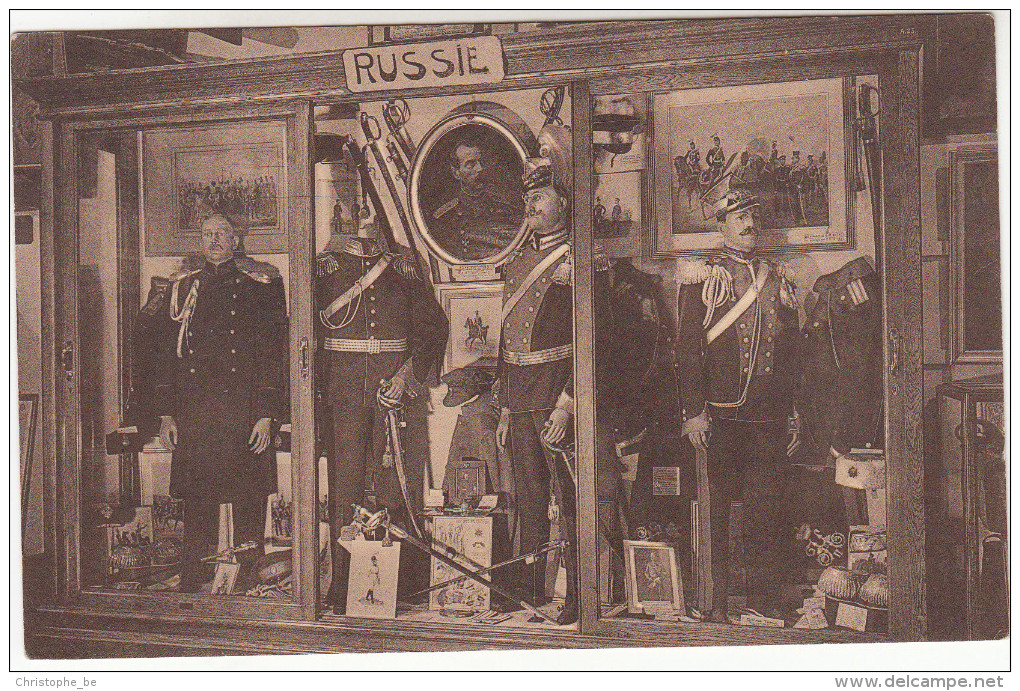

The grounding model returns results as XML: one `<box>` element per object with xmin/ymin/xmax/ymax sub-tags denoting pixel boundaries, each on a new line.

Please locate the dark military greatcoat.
<box><xmin>147</xmin><ymin>256</ymin><xmax>288</xmax><ymax>504</ymax></box>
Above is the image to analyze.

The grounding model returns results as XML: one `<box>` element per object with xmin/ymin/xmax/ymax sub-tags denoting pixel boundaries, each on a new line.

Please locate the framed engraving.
<box><xmin>652</xmin><ymin>78</ymin><xmax>855</xmax><ymax>256</ymax></box>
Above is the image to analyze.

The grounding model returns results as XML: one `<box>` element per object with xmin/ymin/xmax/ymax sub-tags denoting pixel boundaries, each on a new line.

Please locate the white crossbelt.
<box><xmin>323</xmin><ymin>337</ymin><xmax>407</xmax><ymax>354</ymax></box>
<box><xmin>501</xmin><ymin>343</ymin><xmax>572</xmax><ymax>366</ymax></box>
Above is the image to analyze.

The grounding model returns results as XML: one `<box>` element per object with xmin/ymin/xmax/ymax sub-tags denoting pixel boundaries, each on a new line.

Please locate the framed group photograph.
<box><xmin>143</xmin><ymin>121</ymin><xmax>289</xmax><ymax>256</ymax></box>
<box><xmin>594</xmin><ymin>171</ymin><xmax>643</xmax><ymax>258</ymax></box>
<box><xmin>623</xmin><ymin>540</ymin><xmax>684</xmax><ymax>615</ymax></box>
<box><xmin>437</xmin><ymin>282</ymin><xmax>504</xmax><ymax>373</ymax></box>
<box><xmin>651</xmin><ymin>77</ymin><xmax>855</xmax><ymax>256</ymax></box>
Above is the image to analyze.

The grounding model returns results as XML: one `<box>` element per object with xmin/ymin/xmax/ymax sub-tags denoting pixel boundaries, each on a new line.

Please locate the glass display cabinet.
<box><xmin>16</xmin><ymin>15</ymin><xmax>934</xmax><ymax>656</ymax></box>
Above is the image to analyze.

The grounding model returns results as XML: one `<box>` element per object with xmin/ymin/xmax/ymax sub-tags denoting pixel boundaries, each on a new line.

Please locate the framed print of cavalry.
<box><xmin>142</xmin><ymin>121</ymin><xmax>289</xmax><ymax>256</ymax></box>
<box><xmin>652</xmin><ymin>77</ymin><xmax>856</xmax><ymax>256</ymax></box>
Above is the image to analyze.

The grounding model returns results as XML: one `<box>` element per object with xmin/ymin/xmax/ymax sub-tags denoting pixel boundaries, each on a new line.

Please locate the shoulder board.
<box><xmin>592</xmin><ymin>243</ymin><xmax>611</xmax><ymax>273</ymax></box>
<box><xmin>675</xmin><ymin>259</ymin><xmax>712</xmax><ymax>285</ymax></box>
<box><xmin>140</xmin><ymin>279</ymin><xmax>171</xmax><ymax>316</ymax></box>
<box><xmin>236</xmin><ymin>255</ymin><xmax>281</xmax><ymax>284</ymax></box>
<box><xmin>316</xmin><ymin>252</ymin><xmax>340</xmax><ymax>278</ymax></box>
<box><xmin>390</xmin><ymin>254</ymin><xmax>421</xmax><ymax>281</ymax></box>
<box><xmin>433</xmin><ymin>198</ymin><xmax>458</xmax><ymax>219</ymax></box>
<box><xmin>551</xmin><ymin>249</ymin><xmax>572</xmax><ymax>285</ymax></box>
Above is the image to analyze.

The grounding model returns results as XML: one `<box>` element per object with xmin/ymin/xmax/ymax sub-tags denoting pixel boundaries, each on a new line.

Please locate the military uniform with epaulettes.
<box><xmin>144</xmin><ymin>254</ymin><xmax>288</xmax><ymax>588</ymax></box>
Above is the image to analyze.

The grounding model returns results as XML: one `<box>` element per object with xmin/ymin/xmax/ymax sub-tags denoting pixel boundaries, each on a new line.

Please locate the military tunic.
<box><xmin>495</xmin><ymin>230</ymin><xmax>614</xmax><ymax>604</ymax></box>
<box><xmin>431</xmin><ymin>190</ymin><xmax>523</xmax><ymax>262</ymax></box>
<box><xmin>315</xmin><ymin>243</ymin><xmax>448</xmax><ymax>606</ymax></box>
<box><xmin>149</xmin><ymin>257</ymin><xmax>287</xmax><ymax>504</ymax></box>
<box><xmin>675</xmin><ymin>249</ymin><xmax>800</xmax><ymax>612</ymax></box>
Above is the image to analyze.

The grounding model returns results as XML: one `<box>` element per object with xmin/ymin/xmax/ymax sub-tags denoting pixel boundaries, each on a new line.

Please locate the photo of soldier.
<box><xmin>421</xmin><ymin>125</ymin><xmax>526</xmax><ymax>262</ymax></box>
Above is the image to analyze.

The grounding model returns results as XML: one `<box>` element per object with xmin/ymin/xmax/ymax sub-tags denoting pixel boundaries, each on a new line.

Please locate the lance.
<box><xmin>351</xmin><ymin>506</ymin><xmax>559</xmax><ymax>624</ymax></box>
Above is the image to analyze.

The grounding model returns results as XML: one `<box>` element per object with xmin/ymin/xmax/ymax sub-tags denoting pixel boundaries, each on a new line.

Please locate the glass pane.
<box><xmin>313</xmin><ymin>87</ymin><xmax>579</xmax><ymax>628</ymax></box>
<box><xmin>79</xmin><ymin>124</ymin><xmax>294</xmax><ymax>599</ymax></box>
<box><xmin>594</xmin><ymin>84</ymin><xmax>889</xmax><ymax>631</ymax></box>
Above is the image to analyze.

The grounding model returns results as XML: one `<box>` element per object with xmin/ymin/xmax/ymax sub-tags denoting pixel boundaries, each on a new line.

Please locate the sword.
<box><xmin>351</xmin><ymin>506</ymin><xmax>559</xmax><ymax>624</ymax></box>
<box><xmin>379</xmin><ymin>392</ymin><xmax>424</xmax><ymax>541</ymax></box>
<box><xmin>382</xmin><ymin>98</ymin><xmax>415</xmax><ymax>162</ymax></box>
<box><xmin>406</xmin><ymin>540</ymin><xmax>566</xmax><ymax>600</ymax></box>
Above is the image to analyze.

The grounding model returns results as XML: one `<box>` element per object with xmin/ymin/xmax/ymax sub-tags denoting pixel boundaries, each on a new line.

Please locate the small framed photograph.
<box><xmin>437</xmin><ymin>282</ymin><xmax>504</xmax><ymax>373</ymax></box>
<box><xmin>143</xmin><ymin>121</ymin><xmax>289</xmax><ymax>256</ymax></box>
<box><xmin>651</xmin><ymin>77</ymin><xmax>855</xmax><ymax>256</ymax></box>
<box><xmin>594</xmin><ymin>171</ymin><xmax>642</xmax><ymax>258</ymax></box>
<box><xmin>623</xmin><ymin>540</ymin><xmax>683</xmax><ymax>615</ymax></box>
<box><xmin>343</xmin><ymin>540</ymin><xmax>401</xmax><ymax>620</ymax></box>
<box><xmin>210</xmin><ymin>562</ymin><xmax>241</xmax><ymax>596</ymax></box>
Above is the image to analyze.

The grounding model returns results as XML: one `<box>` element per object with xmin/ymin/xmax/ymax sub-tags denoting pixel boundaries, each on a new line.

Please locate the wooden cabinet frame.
<box><xmin>19</xmin><ymin>14</ymin><xmax>928</xmax><ymax>651</ymax></box>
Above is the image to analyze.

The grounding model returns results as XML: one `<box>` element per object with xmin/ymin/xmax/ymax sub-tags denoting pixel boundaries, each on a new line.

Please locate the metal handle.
<box><xmin>888</xmin><ymin>328</ymin><xmax>902</xmax><ymax>374</ymax></box>
<box><xmin>60</xmin><ymin>340</ymin><xmax>74</xmax><ymax>381</ymax></box>
<box><xmin>300</xmin><ymin>337</ymin><xmax>309</xmax><ymax>379</ymax></box>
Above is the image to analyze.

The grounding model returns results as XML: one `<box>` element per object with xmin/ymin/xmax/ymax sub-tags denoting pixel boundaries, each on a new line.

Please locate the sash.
<box><xmin>501</xmin><ymin>243</ymin><xmax>570</xmax><ymax>322</ymax></box>
<box><xmin>320</xmin><ymin>253</ymin><xmax>391</xmax><ymax>327</ymax></box>
<box><xmin>705</xmin><ymin>263</ymin><xmax>771</xmax><ymax>345</ymax></box>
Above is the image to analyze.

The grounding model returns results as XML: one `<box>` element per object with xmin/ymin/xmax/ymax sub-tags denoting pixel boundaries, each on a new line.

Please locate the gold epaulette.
<box><xmin>168</xmin><ymin>267</ymin><xmax>202</xmax><ymax>284</ymax></box>
<box><xmin>772</xmin><ymin>258</ymin><xmax>797</xmax><ymax>287</ymax></box>
<box><xmin>316</xmin><ymin>252</ymin><xmax>340</xmax><ymax>278</ymax></box>
<box><xmin>675</xmin><ymin>258</ymin><xmax>712</xmax><ymax>285</ymax></box>
<box><xmin>390</xmin><ymin>253</ymin><xmax>421</xmax><ymax>281</ymax></box>
<box><xmin>236</xmin><ymin>255</ymin><xmax>281</xmax><ymax>284</ymax></box>
<box><xmin>593</xmin><ymin>243</ymin><xmax>611</xmax><ymax>272</ymax></box>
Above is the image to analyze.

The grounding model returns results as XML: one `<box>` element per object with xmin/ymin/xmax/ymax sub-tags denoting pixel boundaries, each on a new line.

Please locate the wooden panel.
<box><xmin>15</xmin><ymin>16</ymin><xmax>926</xmax><ymax>116</ymax></box>
<box><xmin>285</xmin><ymin>101</ymin><xmax>318</xmax><ymax>620</ymax></box>
<box><xmin>570</xmin><ymin>80</ymin><xmax>598</xmax><ymax>634</ymax></box>
<box><xmin>55</xmin><ymin>119</ymin><xmax>82</xmax><ymax>598</ymax></box>
<box><xmin>880</xmin><ymin>49</ymin><xmax>927</xmax><ymax>641</ymax></box>
<box><xmin>38</xmin><ymin>118</ymin><xmax>59</xmax><ymax>598</ymax></box>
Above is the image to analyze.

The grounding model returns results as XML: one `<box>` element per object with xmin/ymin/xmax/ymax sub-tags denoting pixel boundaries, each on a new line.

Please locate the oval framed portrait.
<box><xmin>410</xmin><ymin>113</ymin><xmax>530</xmax><ymax>265</ymax></box>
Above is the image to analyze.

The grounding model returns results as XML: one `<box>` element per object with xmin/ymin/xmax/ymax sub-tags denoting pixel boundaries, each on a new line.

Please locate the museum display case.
<box><xmin>16</xmin><ymin>15</ymin><xmax>938</xmax><ymax>655</ymax></box>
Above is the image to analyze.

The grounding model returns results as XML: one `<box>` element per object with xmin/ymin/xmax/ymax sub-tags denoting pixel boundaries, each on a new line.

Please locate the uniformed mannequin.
<box><xmin>494</xmin><ymin>162</ymin><xmax>613</xmax><ymax>624</ymax></box>
<box><xmin>147</xmin><ymin>214</ymin><xmax>288</xmax><ymax>592</ymax></box>
<box><xmin>315</xmin><ymin>220</ymin><xmax>448</xmax><ymax>614</ymax></box>
<box><xmin>676</xmin><ymin>177</ymin><xmax>801</xmax><ymax>621</ymax></box>
<box><xmin>431</xmin><ymin>136</ymin><xmax>523</xmax><ymax>261</ymax></box>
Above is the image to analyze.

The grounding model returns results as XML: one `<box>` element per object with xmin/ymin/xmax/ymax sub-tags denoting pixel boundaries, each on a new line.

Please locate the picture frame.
<box><xmin>409</xmin><ymin>112</ymin><xmax>529</xmax><ymax>266</ymax></box>
<box><xmin>594</xmin><ymin>171</ymin><xmax>643</xmax><ymax>258</ymax></box>
<box><xmin>428</xmin><ymin>515</ymin><xmax>493</xmax><ymax>612</ymax></box>
<box><xmin>19</xmin><ymin>393</ymin><xmax>39</xmax><ymax>526</ymax></box>
<box><xmin>343</xmin><ymin>539</ymin><xmax>401</xmax><ymax>620</ymax></box>
<box><xmin>623</xmin><ymin>540</ymin><xmax>683</xmax><ymax>615</ymax></box>
<box><xmin>437</xmin><ymin>282</ymin><xmax>504</xmax><ymax>373</ymax></box>
<box><xmin>142</xmin><ymin>121</ymin><xmax>289</xmax><ymax>256</ymax></box>
<box><xmin>210</xmin><ymin>562</ymin><xmax>241</xmax><ymax>596</ymax></box>
<box><xmin>949</xmin><ymin>145</ymin><xmax>1001</xmax><ymax>364</ymax></box>
<box><xmin>651</xmin><ymin>77</ymin><xmax>855</xmax><ymax>256</ymax></box>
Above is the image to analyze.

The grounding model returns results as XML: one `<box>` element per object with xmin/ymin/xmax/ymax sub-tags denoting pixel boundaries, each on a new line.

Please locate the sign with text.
<box><xmin>343</xmin><ymin>36</ymin><xmax>505</xmax><ymax>93</ymax></box>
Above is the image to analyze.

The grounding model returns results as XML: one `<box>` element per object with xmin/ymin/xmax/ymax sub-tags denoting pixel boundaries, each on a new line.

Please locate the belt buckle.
<box><xmin>367</xmin><ymin>337</ymin><xmax>381</xmax><ymax>355</ymax></box>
